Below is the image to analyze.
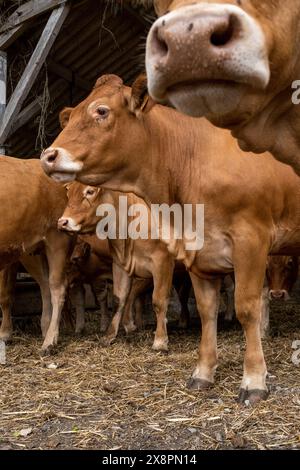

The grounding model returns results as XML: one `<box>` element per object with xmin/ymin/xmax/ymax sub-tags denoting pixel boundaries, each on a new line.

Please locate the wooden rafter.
<box><xmin>0</xmin><ymin>3</ymin><xmax>70</xmax><ymax>146</ymax></box>
<box><xmin>0</xmin><ymin>0</ymin><xmax>68</xmax><ymax>50</ymax></box>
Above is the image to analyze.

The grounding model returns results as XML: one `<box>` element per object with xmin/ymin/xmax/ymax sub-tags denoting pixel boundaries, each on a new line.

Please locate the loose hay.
<box><xmin>1</xmin><ymin>291</ymin><xmax>300</xmax><ymax>450</ymax></box>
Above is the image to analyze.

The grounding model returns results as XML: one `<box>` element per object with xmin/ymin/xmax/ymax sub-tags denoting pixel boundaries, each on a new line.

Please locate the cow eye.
<box><xmin>96</xmin><ymin>106</ymin><xmax>110</xmax><ymax>119</ymax></box>
<box><xmin>85</xmin><ymin>188</ymin><xmax>95</xmax><ymax>197</ymax></box>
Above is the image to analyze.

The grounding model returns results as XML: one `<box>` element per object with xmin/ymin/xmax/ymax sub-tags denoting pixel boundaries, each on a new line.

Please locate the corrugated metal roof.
<box><xmin>3</xmin><ymin>0</ymin><xmax>155</xmax><ymax>157</ymax></box>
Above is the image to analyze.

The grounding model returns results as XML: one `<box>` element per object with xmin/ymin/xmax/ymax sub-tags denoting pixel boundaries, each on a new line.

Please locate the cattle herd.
<box><xmin>1</xmin><ymin>0</ymin><xmax>300</xmax><ymax>408</ymax></box>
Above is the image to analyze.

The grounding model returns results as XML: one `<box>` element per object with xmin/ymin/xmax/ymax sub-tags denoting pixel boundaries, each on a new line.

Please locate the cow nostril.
<box><xmin>44</xmin><ymin>148</ymin><xmax>58</xmax><ymax>164</ymax></box>
<box><xmin>210</xmin><ymin>16</ymin><xmax>235</xmax><ymax>47</ymax></box>
<box><xmin>153</xmin><ymin>25</ymin><xmax>169</xmax><ymax>57</ymax></box>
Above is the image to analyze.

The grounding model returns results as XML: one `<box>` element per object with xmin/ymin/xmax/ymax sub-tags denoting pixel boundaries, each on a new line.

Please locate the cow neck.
<box><xmin>137</xmin><ymin>106</ymin><xmax>204</xmax><ymax>207</ymax></box>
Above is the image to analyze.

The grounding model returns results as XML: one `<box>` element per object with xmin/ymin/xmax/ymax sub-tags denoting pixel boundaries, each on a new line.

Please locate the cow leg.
<box><xmin>101</xmin><ymin>263</ymin><xmax>132</xmax><ymax>346</ymax></box>
<box><xmin>69</xmin><ymin>282</ymin><xmax>86</xmax><ymax>334</ymax></box>
<box><xmin>41</xmin><ymin>233</ymin><xmax>70</xmax><ymax>354</ymax></box>
<box><xmin>224</xmin><ymin>275</ymin><xmax>235</xmax><ymax>321</ymax></box>
<box><xmin>122</xmin><ymin>279</ymin><xmax>150</xmax><ymax>334</ymax></box>
<box><xmin>151</xmin><ymin>259</ymin><xmax>174</xmax><ymax>352</ymax></box>
<box><xmin>174</xmin><ymin>274</ymin><xmax>191</xmax><ymax>329</ymax></box>
<box><xmin>21</xmin><ymin>254</ymin><xmax>52</xmax><ymax>338</ymax></box>
<box><xmin>187</xmin><ymin>274</ymin><xmax>221</xmax><ymax>389</ymax></box>
<box><xmin>260</xmin><ymin>285</ymin><xmax>270</xmax><ymax>339</ymax></box>
<box><xmin>234</xmin><ymin>240</ymin><xmax>269</xmax><ymax>404</ymax></box>
<box><xmin>134</xmin><ymin>296</ymin><xmax>144</xmax><ymax>330</ymax></box>
<box><xmin>94</xmin><ymin>280</ymin><xmax>111</xmax><ymax>333</ymax></box>
<box><xmin>0</xmin><ymin>264</ymin><xmax>18</xmax><ymax>341</ymax></box>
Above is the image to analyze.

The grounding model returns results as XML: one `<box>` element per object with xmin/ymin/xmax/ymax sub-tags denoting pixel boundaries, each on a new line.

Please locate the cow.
<box><xmin>40</xmin><ymin>74</ymin><xmax>300</xmax><ymax>404</ymax></box>
<box><xmin>0</xmin><ymin>253</ymin><xmax>89</xmax><ymax>339</ymax></box>
<box><xmin>58</xmin><ymin>182</ymin><xmax>192</xmax><ymax>351</ymax></box>
<box><xmin>0</xmin><ymin>156</ymin><xmax>73</xmax><ymax>354</ymax></box>
<box><xmin>145</xmin><ymin>1</ymin><xmax>300</xmax><ymax>174</ymax></box>
<box><xmin>267</xmin><ymin>256</ymin><xmax>299</xmax><ymax>301</ymax></box>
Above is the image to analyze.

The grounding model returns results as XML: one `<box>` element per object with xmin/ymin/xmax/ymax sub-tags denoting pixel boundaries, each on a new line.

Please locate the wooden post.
<box><xmin>0</xmin><ymin>3</ymin><xmax>70</xmax><ymax>147</ymax></box>
<box><xmin>0</xmin><ymin>51</ymin><xmax>7</xmax><ymax>155</ymax></box>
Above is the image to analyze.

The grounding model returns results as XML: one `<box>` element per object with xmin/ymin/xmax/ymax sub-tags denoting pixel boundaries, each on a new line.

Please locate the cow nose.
<box><xmin>58</xmin><ymin>218</ymin><xmax>69</xmax><ymax>230</ymax></box>
<box><xmin>146</xmin><ymin>4</ymin><xmax>270</xmax><ymax>103</ymax></box>
<box><xmin>41</xmin><ymin>148</ymin><xmax>58</xmax><ymax>166</ymax></box>
<box><xmin>270</xmin><ymin>290</ymin><xmax>285</xmax><ymax>300</ymax></box>
<box><xmin>151</xmin><ymin>12</ymin><xmax>233</xmax><ymax>64</ymax></box>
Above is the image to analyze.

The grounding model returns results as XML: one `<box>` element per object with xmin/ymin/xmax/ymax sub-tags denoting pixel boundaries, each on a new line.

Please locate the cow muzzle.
<box><xmin>269</xmin><ymin>289</ymin><xmax>289</xmax><ymax>301</ymax></box>
<box><xmin>58</xmin><ymin>217</ymin><xmax>82</xmax><ymax>233</ymax></box>
<box><xmin>146</xmin><ymin>3</ymin><xmax>270</xmax><ymax>117</ymax></box>
<box><xmin>41</xmin><ymin>147</ymin><xmax>83</xmax><ymax>183</ymax></box>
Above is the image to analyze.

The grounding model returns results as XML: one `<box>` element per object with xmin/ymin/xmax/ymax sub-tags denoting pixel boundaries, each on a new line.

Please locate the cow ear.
<box><xmin>129</xmin><ymin>73</ymin><xmax>155</xmax><ymax>115</ymax></box>
<box><xmin>59</xmin><ymin>107</ymin><xmax>73</xmax><ymax>129</ymax></box>
<box><xmin>94</xmin><ymin>74</ymin><xmax>123</xmax><ymax>89</ymax></box>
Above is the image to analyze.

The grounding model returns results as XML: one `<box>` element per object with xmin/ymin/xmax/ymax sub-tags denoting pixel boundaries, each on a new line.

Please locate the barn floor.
<box><xmin>1</xmin><ymin>291</ymin><xmax>300</xmax><ymax>450</ymax></box>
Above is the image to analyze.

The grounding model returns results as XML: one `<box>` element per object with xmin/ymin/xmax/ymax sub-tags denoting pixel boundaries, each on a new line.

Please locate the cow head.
<box><xmin>58</xmin><ymin>182</ymin><xmax>102</xmax><ymax>234</ymax></box>
<box><xmin>146</xmin><ymin>1</ymin><xmax>300</xmax><ymax>158</ymax></box>
<box><xmin>266</xmin><ymin>256</ymin><xmax>299</xmax><ymax>301</ymax></box>
<box><xmin>41</xmin><ymin>74</ymin><xmax>155</xmax><ymax>187</ymax></box>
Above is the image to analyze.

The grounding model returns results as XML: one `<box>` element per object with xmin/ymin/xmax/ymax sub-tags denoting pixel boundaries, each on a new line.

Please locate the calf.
<box><xmin>267</xmin><ymin>256</ymin><xmax>299</xmax><ymax>301</ymax></box>
<box><xmin>40</xmin><ymin>75</ymin><xmax>300</xmax><ymax>403</ymax></box>
<box><xmin>0</xmin><ymin>156</ymin><xmax>73</xmax><ymax>353</ymax></box>
<box><xmin>146</xmin><ymin>0</ymin><xmax>300</xmax><ymax>174</ymax></box>
<box><xmin>58</xmin><ymin>183</ymin><xmax>191</xmax><ymax>350</ymax></box>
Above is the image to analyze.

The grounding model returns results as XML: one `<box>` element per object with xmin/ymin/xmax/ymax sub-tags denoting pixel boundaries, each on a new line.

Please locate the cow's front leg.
<box><xmin>151</xmin><ymin>257</ymin><xmax>174</xmax><ymax>352</ymax></box>
<box><xmin>234</xmin><ymin>238</ymin><xmax>269</xmax><ymax>404</ymax></box>
<box><xmin>260</xmin><ymin>286</ymin><xmax>270</xmax><ymax>339</ymax></box>
<box><xmin>100</xmin><ymin>263</ymin><xmax>132</xmax><ymax>346</ymax></box>
<box><xmin>41</xmin><ymin>233</ymin><xmax>70</xmax><ymax>354</ymax></box>
<box><xmin>187</xmin><ymin>274</ymin><xmax>221</xmax><ymax>390</ymax></box>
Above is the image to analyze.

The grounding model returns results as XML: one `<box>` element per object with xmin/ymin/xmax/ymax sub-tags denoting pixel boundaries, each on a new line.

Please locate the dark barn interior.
<box><xmin>0</xmin><ymin>0</ymin><xmax>154</xmax><ymax>157</ymax></box>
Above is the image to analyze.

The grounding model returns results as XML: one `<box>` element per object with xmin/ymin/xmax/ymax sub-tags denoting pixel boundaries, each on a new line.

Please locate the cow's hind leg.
<box><xmin>69</xmin><ymin>282</ymin><xmax>86</xmax><ymax>334</ymax></box>
<box><xmin>100</xmin><ymin>263</ymin><xmax>132</xmax><ymax>346</ymax></box>
<box><xmin>187</xmin><ymin>274</ymin><xmax>221</xmax><ymax>390</ymax></box>
<box><xmin>0</xmin><ymin>264</ymin><xmax>18</xmax><ymax>341</ymax></box>
<box><xmin>21</xmin><ymin>253</ymin><xmax>52</xmax><ymax>338</ymax></box>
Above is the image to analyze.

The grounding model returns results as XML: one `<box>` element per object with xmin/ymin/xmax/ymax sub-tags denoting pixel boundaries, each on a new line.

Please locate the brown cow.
<box><xmin>146</xmin><ymin>1</ymin><xmax>300</xmax><ymax>174</ymax></box>
<box><xmin>0</xmin><ymin>156</ymin><xmax>73</xmax><ymax>353</ymax></box>
<box><xmin>0</xmin><ymin>253</ymin><xmax>89</xmax><ymax>339</ymax></box>
<box><xmin>267</xmin><ymin>256</ymin><xmax>299</xmax><ymax>301</ymax></box>
<box><xmin>40</xmin><ymin>75</ymin><xmax>300</xmax><ymax>403</ymax></box>
<box><xmin>58</xmin><ymin>183</ymin><xmax>191</xmax><ymax>351</ymax></box>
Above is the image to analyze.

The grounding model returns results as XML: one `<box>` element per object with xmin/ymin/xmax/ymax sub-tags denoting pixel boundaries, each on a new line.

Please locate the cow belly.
<box><xmin>190</xmin><ymin>233</ymin><xmax>234</xmax><ymax>276</ymax></box>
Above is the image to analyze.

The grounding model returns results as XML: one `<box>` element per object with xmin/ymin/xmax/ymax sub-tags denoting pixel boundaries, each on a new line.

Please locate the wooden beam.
<box><xmin>0</xmin><ymin>4</ymin><xmax>70</xmax><ymax>146</ymax></box>
<box><xmin>0</xmin><ymin>0</ymin><xmax>68</xmax><ymax>34</ymax></box>
<box><xmin>0</xmin><ymin>51</ymin><xmax>7</xmax><ymax>154</ymax></box>
<box><xmin>0</xmin><ymin>24</ymin><xmax>28</xmax><ymax>50</ymax></box>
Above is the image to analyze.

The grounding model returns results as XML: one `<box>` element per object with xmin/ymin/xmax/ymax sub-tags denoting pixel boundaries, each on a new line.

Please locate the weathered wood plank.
<box><xmin>0</xmin><ymin>4</ymin><xmax>70</xmax><ymax>146</ymax></box>
<box><xmin>0</xmin><ymin>51</ymin><xmax>7</xmax><ymax>154</ymax></box>
<box><xmin>0</xmin><ymin>0</ymin><xmax>67</xmax><ymax>33</ymax></box>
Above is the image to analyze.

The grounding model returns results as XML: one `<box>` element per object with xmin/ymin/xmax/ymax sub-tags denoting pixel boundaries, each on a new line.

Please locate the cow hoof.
<box><xmin>0</xmin><ymin>331</ymin><xmax>12</xmax><ymax>342</ymax></box>
<box><xmin>123</xmin><ymin>323</ymin><xmax>137</xmax><ymax>334</ymax></box>
<box><xmin>238</xmin><ymin>388</ymin><xmax>269</xmax><ymax>405</ymax></box>
<box><xmin>152</xmin><ymin>341</ymin><xmax>169</xmax><ymax>352</ymax></box>
<box><xmin>40</xmin><ymin>345</ymin><xmax>56</xmax><ymax>357</ymax></box>
<box><xmin>100</xmin><ymin>336</ymin><xmax>114</xmax><ymax>347</ymax></box>
<box><xmin>187</xmin><ymin>377</ymin><xmax>214</xmax><ymax>391</ymax></box>
<box><xmin>75</xmin><ymin>328</ymin><xmax>85</xmax><ymax>336</ymax></box>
